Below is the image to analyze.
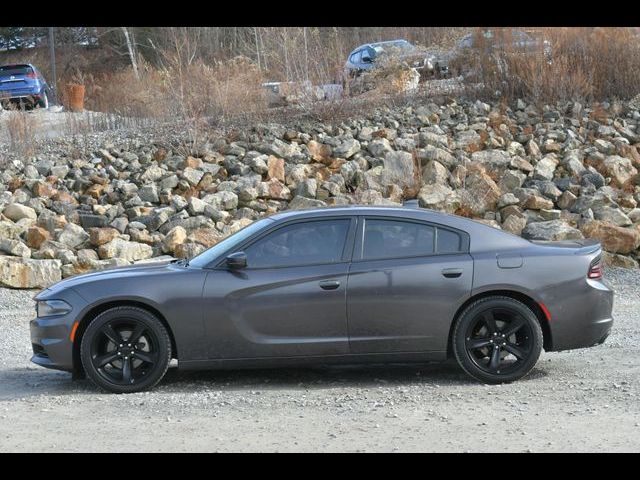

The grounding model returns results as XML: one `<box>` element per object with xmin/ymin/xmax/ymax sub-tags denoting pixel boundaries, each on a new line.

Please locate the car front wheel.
<box><xmin>80</xmin><ymin>306</ymin><xmax>172</xmax><ymax>393</ymax></box>
<box><xmin>453</xmin><ymin>296</ymin><xmax>543</xmax><ymax>384</ymax></box>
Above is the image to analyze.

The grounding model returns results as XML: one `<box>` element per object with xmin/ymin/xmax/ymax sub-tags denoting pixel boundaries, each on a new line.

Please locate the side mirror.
<box><xmin>225</xmin><ymin>252</ymin><xmax>247</xmax><ymax>269</ymax></box>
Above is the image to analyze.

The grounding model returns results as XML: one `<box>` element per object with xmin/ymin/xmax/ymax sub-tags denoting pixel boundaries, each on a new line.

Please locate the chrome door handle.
<box><xmin>442</xmin><ymin>268</ymin><xmax>463</xmax><ymax>278</ymax></box>
<box><xmin>319</xmin><ymin>280</ymin><xmax>341</xmax><ymax>290</ymax></box>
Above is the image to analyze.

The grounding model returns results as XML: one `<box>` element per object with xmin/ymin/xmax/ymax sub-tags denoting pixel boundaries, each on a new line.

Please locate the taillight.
<box><xmin>588</xmin><ymin>258</ymin><xmax>603</xmax><ymax>279</ymax></box>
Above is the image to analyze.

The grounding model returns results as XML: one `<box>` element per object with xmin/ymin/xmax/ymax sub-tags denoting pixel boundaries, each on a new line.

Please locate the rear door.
<box><xmin>346</xmin><ymin>216</ymin><xmax>473</xmax><ymax>354</ymax></box>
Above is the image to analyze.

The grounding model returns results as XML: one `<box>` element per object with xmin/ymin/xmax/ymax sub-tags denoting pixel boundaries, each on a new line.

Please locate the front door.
<box><xmin>347</xmin><ymin>217</ymin><xmax>473</xmax><ymax>354</ymax></box>
<box><xmin>201</xmin><ymin>217</ymin><xmax>356</xmax><ymax>359</ymax></box>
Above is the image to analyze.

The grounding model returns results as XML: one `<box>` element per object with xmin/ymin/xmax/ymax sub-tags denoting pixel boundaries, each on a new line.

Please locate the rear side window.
<box><xmin>363</xmin><ymin>219</ymin><xmax>435</xmax><ymax>260</ymax></box>
<box><xmin>244</xmin><ymin>219</ymin><xmax>350</xmax><ymax>268</ymax></box>
<box><xmin>437</xmin><ymin>228</ymin><xmax>462</xmax><ymax>254</ymax></box>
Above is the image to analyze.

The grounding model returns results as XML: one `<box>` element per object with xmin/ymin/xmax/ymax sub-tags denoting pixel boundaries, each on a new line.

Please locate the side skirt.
<box><xmin>178</xmin><ymin>351</ymin><xmax>448</xmax><ymax>371</ymax></box>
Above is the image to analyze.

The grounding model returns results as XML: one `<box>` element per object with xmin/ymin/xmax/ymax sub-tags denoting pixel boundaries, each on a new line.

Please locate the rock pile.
<box><xmin>1</xmin><ymin>98</ymin><xmax>640</xmax><ymax>287</ymax></box>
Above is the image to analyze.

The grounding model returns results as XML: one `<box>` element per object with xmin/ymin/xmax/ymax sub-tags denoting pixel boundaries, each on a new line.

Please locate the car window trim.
<box><xmin>353</xmin><ymin>215</ymin><xmax>469</xmax><ymax>262</ymax></box>
<box><xmin>213</xmin><ymin>216</ymin><xmax>358</xmax><ymax>270</ymax></box>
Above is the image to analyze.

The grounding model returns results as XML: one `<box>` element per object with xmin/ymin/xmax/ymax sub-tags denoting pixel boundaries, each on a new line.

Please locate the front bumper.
<box><xmin>30</xmin><ymin>312</ymin><xmax>76</xmax><ymax>372</ymax></box>
<box><xmin>30</xmin><ymin>288</ymin><xmax>87</xmax><ymax>372</ymax></box>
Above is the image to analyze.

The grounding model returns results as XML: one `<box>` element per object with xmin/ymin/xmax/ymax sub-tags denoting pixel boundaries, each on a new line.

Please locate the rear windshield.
<box><xmin>0</xmin><ymin>65</ymin><xmax>33</xmax><ymax>76</ymax></box>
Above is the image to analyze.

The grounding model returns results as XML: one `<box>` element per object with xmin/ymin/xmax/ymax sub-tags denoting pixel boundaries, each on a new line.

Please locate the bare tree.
<box><xmin>121</xmin><ymin>27</ymin><xmax>139</xmax><ymax>80</ymax></box>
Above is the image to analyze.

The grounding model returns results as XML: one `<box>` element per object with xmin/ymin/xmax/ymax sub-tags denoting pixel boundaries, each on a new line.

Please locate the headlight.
<box><xmin>36</xmin><ymin>300</ymin><xmax>72</xmax><ymax>317</ymax></box>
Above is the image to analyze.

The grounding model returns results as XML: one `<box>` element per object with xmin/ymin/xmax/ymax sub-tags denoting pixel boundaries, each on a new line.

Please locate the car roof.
<box><xmin>350</xmin><ymin>39</ymin><xmax>412</xmax><ymax>54</ymax></box>
<box><xmin>0</xmin><ymin>63</ymin><xmax>35</xmax><ymax>69</ymax></box>
<box><xmin>268</xmin><ymin>205</ymin><xmax>531</xmax><ymax>252</ymax></box>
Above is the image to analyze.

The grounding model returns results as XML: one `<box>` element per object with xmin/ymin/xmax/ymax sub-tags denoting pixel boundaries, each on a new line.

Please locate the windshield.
<box><xmin>188</xmin><ymin>218</ymin><xmax>274</xmax><ymax>268</ymax></box>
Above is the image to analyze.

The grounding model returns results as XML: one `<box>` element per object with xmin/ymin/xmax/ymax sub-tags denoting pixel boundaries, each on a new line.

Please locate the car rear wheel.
<box><xmin>453</xmin><ymin>296</ymin><xmax>543</xmax><ymax>384</ymax></box>
<box><xmin>37</xmin><ymin>92</ymin><xmax>49</xmax><ymax>109</ymax></box>
<box><xmin>80</xmin><ymin>307</ymin><xmax>172</xmax><ymax>393</ymax></box>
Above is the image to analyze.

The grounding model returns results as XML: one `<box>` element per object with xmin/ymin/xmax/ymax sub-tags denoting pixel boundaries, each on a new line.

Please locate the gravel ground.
<box><xmin>0</xmin><ymin>268</ymin><xmax>639</xmax><ymax>452</ymax></box>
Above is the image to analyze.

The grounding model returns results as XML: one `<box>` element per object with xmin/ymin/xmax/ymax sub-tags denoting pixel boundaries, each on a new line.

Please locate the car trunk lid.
<box><xmin>530</xmin><ymin>238</ymin><xmax>601</xmax><ymax>255</ymax></box>
<box><xmin>0</xmin><ymin>65</ymin><xmax>37</xmax><ymax>94</ymax></box>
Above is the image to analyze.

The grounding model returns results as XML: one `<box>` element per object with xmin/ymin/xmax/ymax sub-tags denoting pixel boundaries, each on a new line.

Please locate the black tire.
<box><xmin>37</xmin><ymin>92</ymin><xmax>49</xmax><ymax>109</ymax></box>
<box><xmin>452</xmin><ymin>296</ymin><xmax>543</xmax><ymax>384</ymax></box>
<box><xmin>80</xmin><ymin>306</ymin><xmax>172</xmax><ymax>393</ymax></box>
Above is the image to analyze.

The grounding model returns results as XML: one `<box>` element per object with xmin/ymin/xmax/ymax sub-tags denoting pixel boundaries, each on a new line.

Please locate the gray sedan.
<box><xmin>31</xmin><ymin>205</ymin><xmax>613</xmax><ymax>393</ymax></box>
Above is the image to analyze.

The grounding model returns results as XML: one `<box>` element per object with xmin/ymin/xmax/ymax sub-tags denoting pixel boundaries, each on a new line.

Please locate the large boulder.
<box><xmin>470</xmin><ymin>149</ymin><xmax>512</xmax><ymax>171</ymax></box>
<box><xmin>25</xmin><ymin>226</ymin><xmax>51</xmax><ymax>249</ymax></box>
<box><xmin>600</xmin><ymin>156</ymin><xmax>638</xmax><ymax>187</ymax></box>
<box><xmin>513</xmin><ymin>188</ymin><xmax>554</xmax><ymax>210</ymax></box>
<box><xmin>0</xmin><ymin>257</ymin><xmax>61</xmax><ymax>288</ymax></box>
<box><xmin>533</xmin><ymin>155</ymin><xmax>559</xmax><ymax>181</ymax></box>
<box><xmin>502</xmin><ymin>215</ymin><xmax>527</xmax><ymax>235</ymax></box>
<box><xmin>162</xmin><ymin>226</ymin><xmax>188</xmax><ymax>254</ymax></box>
<box><xmin>0</xmin><ymin>239</ymin><xmax>31</xmax><ymax>258</ymax></box>
<box><xmin>203</xmin><ymin>191</ymin><xmax>238</xmax><ymax>211</ymax></box>
<box><xmin>417</xmin><ymin>184</ymin><xmax>460</xmax><ymax>213</ymax></box>
<box><xmin>422</xmin><ymin>160</ymin><xmax>449</xmax><ymax>185</ymax></box>
<box><xmin>287</xmin><ymin>196</ymin><xmax>327</xmax><ymax>210</ymax></box>
<box><xmin>580</xmin><ymin>220</ymin><xmax>640</xmax><ymax>254</ymax></box>
<box><xmin>522</xmin><ymin>220</ymin><xmax>584</xmax><ymax>241</ymax></box>
<box><xmin>2</xmin><ymin>203</ymin><xmax>37</xmax><ymax>222</ymax></box>
<box><xmin>333</xmin><ymin>138</ymin><xmax>360</xmax><ymax>159</ymax></box>
<box><xmin>267</xmin><ymin>156</ymin><xmax>285</xmax><ymax>182</ymax></box>
<box><xmin>98</xmin><ymin>238</ymin><xmax>153</xmax><ymax>262</ymax></box>
<box><xmin>462</xmin><ymin>165</ymin><xmax>501</xmax><ymax>215</ymax></box>
<box><xmin>379</xmin><ymin>151</ymin><xmax>417</xmax><ymax>189</ymax></box>
<box><xmin>602</xmin><ymin>252</ymin><xmax>638</xmax><ymax>269</ymax></box>
<box><xmin>57</xmin><ymin>223</ymin><xmax>90</xmax><ymax>249</ymax></box>
<box><xmin>307</xmin><ymin>140</ymin><xmax>332</xmax><ymax>163</ymax></box>
<box><xmin>89</xmin><ymin>227</ymin><xmax>121</xmax><ymax>247</ymax></box>
<box><xmin>181</xmin><ymin>167</ymin><xmax>205</xmax><ymax>186</ymax></box>
<box><xmin>0</xmin><ymin>220</ymin><xmax>24</xmax><ymax>240</ymax></box>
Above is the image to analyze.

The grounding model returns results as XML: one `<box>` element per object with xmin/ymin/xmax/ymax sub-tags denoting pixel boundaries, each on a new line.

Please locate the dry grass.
<box><xmin>466</xmin><ymin>27</ymin><xmax>640</xmax><ymax>104</ymax></box>
<box><xmin>81</xmin><ymin>55</ymin><xmax>267</xmax><ymax>122</ymax></box>
<box><xmin>5</xmin><ymin>110</ymin><xmax>40</xmax><ymax>157</ymax></box>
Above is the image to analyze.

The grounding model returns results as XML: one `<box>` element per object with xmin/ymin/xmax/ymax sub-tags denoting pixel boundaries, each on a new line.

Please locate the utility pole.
<box><xmin>48</xmin><ymin>27</ymin><xmax>57</xmax><ymax>104</ymax></box>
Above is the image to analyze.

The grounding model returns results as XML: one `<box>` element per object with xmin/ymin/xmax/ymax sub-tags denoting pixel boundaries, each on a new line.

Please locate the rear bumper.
<box><xmin>0</xmin><ymin>90</ymin><xmax>42</xmax><ymax>103</ymax></box>
<box><xmin>544</xmin><ymin>278</ymin><xmax>614</xmax><ymax>352</ymax></box>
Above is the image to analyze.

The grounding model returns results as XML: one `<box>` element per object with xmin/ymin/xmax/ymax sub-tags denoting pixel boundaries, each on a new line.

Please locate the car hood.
<box><xmin>39</xmin><ymin>260</ymin><xmax>180</xmax><ymax>298</ymax></box>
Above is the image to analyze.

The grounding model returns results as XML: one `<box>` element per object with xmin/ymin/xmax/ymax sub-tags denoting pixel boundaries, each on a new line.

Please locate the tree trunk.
<box><xmin>121</xmin><ymin>27</ymin><xmax>140</xmax><ymax>80</ymax></box>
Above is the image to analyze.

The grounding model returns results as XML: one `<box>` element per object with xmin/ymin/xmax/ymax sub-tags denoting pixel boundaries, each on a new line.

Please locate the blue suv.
<box><xmin>0</xmin><ymin>63</ymin><xmax>52</xmax><ymax>109</ymax></box>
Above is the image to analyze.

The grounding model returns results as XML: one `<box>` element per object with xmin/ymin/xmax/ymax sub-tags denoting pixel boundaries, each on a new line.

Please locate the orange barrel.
<box><xmin>66</xmin><ymin>84</ymin><xmax>85</xmax><ymax>112</ymax></box>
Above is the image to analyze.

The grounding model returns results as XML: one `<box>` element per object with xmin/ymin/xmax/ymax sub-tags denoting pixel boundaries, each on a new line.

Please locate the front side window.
<box><xmin>189</xmin><ymin>218</ymin><xmax>274</xmax><ymax>268</ymax></box>
<box><xmin>244</xmin><ymin>219</ymin><xmax>350</xmax><ymax>269</ymax></box>
<box><xmin>362</xmin><ymin>219</ymin><xmax>435</xmax><ymax>260</ymax></box>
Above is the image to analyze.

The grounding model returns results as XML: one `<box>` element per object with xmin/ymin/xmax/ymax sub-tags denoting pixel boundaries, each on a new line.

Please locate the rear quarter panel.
<box><xmin>471</xmin><ymin>243</ymin><xmax>613</xmax><ymax>351</ymax></box>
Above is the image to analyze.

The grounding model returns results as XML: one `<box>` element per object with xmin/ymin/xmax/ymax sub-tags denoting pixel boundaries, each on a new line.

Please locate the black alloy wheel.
<box><xmin>453</xmin><ymin>296</ymin><xmax>543</xmax><ymax>384</ymax></box>
<box><xmin>80</xmin><ymin>307</ymin><xmax>171</xmax><ymax>393</ymax></box>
